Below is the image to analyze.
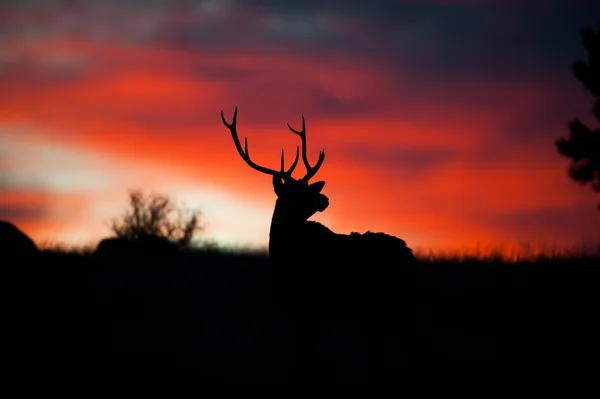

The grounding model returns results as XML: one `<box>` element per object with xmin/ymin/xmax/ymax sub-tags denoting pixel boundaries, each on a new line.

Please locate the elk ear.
<box><xmin>273</xmin><ymin>176</ymin><xmax>284</xmax><ymax>196</ymax></box>
<box><xmin>309</xmin><ymin>181</ymin><xmax>325</xmax><ymax>193</ymax></box>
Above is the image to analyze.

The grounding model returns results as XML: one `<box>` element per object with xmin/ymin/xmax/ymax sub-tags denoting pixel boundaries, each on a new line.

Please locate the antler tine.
<box><xmin>304</xmin><ymin>149</ymin><xmax>325</xmax><ymax>182</ymax></box>
<box><xmin>282</xmin><ymin>147</ymin><xmax>300</xmax><ymax>176</ymax></box>
<box><xmin>286</xmin><ymin>114</ymin><xmax>326</xmax><ymax>182</ymax></box>
<box><xmin>221</xmin><ymin>107</ymin><xmax>299</xmax><ymax>178</ymax></box>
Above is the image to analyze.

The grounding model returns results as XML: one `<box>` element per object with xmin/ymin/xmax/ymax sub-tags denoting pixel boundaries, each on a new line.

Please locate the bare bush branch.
<box><xmin>107</xmin><ymin>190</ymin><xmax>204</xmax><ymax>246</ymax></box>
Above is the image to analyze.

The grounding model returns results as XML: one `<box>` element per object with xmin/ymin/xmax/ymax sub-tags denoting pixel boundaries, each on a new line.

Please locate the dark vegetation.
<box><xmin>8</xmin><ymin>246</ymin><xmax>599</xmax><ymax>383</ymax></box>
<box><xmin>556</xmin><ymin>25</ymin><xmax>600</xmax><ymax>210</ymax></box>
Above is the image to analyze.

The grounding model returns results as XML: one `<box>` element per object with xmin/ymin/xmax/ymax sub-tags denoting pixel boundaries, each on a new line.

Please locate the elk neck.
<box><xmin>268</xmin><ymin>199</ymin><xmax>310</xmax><ymax>259</ymax></box>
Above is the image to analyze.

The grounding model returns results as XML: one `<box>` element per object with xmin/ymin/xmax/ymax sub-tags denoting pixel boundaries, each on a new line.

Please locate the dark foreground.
<box><xmin>8</xmin><ymin>249</ymin><xmax>600</xmax><ymax>383</ymax></box>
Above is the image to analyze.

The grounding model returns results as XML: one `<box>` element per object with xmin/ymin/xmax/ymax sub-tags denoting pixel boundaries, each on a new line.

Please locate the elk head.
<box><xmin>221</xmin><ymin>107</ymin><xmax>328</xmax><ymax>224</ymax></box>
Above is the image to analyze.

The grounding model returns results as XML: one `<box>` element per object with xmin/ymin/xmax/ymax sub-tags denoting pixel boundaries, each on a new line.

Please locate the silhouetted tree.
<box><xmin>556</xmin><ymin>26</ymin><xmax>600</xmax><ymax>210</ymax></box>
<box><xmin>107</xmin><ymin>190</ymin><xmax>203</xmax><ymax>246</ymax></box>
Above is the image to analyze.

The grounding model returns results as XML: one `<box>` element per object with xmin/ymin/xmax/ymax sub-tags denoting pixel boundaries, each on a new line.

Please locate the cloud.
<box><xmin>481</xmin><ymin>204</ymin><xmax>600</xmax><ymax>244</ymax></box>
<box><xmin>340</xmin><ymin>143</ymin><xmax>456</xmax><ymax>176</ymax></box>
<box><xmin>0</xmin><ymin>204</ymin><xmax>47</xmax><ymax>222</ymax></box>
<box><xmin>0</xmin><ymin>188</ymin><xmax>51</xmax><ymax>222</ymax></box>
<box><xmin>4</xmin><ymin>1</ymin><xmax>598</xmax><ymax>84</ymax></box>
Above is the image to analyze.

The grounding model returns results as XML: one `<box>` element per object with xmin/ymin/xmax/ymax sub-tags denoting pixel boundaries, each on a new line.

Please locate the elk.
<box><xmin>221</xmin><ymin>107</ymin><xmax>417</xmax><ymax>382</ymax></box>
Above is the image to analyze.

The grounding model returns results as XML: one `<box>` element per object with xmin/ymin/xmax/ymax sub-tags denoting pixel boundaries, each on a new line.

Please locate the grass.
<box><xmin>10</xmin><ymin>244</ymin><xmax>599</xmax><ymax>382</ymax></box>
<box><xmin>414</xmin><ymin>241</ymin><xmax>600</xmax><ymax>263</ymax></box>
<box><xmin>39</xmin><ymin>237</ymin><xmax>600</xmax><ymax>263</ymax></box>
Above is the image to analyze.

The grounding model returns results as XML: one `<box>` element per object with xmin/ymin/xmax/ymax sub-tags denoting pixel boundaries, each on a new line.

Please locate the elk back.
<box><xmin>272</xmin><ymin>222</ymin><xmax>416</xmax><ymax>321</ymax></box>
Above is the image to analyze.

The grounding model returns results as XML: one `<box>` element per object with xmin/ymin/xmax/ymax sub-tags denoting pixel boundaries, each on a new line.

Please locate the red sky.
<box><xmin>1</xmin><ymin>1</ymin><xmax>599</xmax><ymax>255</ymax></box>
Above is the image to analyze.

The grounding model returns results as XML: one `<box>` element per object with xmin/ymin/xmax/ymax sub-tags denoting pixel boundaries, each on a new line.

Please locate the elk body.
<box><xmin>222</xmin><ymin>107</ymin><xmax>417</xmax><ymax>382</ymax></box>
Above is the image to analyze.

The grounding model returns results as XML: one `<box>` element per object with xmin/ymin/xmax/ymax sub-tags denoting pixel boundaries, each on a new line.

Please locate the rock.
<box><xmin>0</xmin><ymin>220</ymin><xmax>39</xmax><ymax>257</ymax></box>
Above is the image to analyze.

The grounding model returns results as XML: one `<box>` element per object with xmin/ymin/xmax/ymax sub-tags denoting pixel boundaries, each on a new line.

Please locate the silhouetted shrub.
<box><xmin>107</xmin><ymin>189</ymin><xmax>203</xmax><ymax>246</ymax></box>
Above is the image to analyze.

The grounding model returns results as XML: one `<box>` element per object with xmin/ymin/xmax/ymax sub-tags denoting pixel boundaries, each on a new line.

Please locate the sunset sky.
<box><xmin>1</xmin><ymin>0</ymin><xmax>600</xmax><ymax>254</ymax></box>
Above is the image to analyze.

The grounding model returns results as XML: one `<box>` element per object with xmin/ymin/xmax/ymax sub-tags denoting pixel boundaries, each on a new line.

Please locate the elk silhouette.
<box><xmin>221</xmin><ymin>107</ymin><xmax>417</xmax><ymax>382</ymax></box>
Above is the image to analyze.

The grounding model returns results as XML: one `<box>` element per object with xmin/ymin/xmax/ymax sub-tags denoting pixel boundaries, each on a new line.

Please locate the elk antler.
<box><xmin>222</xmin><ymin>107</ymin><xmax>299</xmax><ymax>179</ymax></box>
<box><xmin>287</xmin><ymin>115</ymin><xmax>325</xmax><ymax>182</ymax></box>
